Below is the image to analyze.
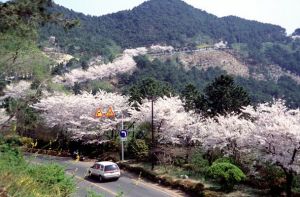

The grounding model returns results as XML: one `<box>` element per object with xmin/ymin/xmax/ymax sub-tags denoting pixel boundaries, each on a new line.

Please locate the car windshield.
<box><xmin>104</xmin><ymin>164</ymin><xmax>119</xmax><ymax>171</ymax></box>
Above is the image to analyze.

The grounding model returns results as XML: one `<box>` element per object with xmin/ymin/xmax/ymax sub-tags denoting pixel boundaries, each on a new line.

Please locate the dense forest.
<box><xmin>117</xmin><ymin>56</ymin><xmax>300</xmax><ymax>108</ymax></box>
<box><xmin>37</xmin><ymin>0</ymin><xmax>300</xmax><ymax>107</ymax></box>
<box><xmin>39</xmin><ymin>0</ymin><xmax>300</xmax><ymax>76</ymax></box>
<box><xmin>41</xmin><ymin>0</ymin><xmax>287</xmax><ymax>48</ymax></box>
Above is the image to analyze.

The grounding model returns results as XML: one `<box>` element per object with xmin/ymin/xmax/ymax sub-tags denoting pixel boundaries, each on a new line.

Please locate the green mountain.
<box><xmin>38</xmin><ymin>0</ymin><xmax>300</xmax><ymax>107</ymax></box>
<box><xmin>40</xmin><ymin>0</ymin><xmax>286</xmax><ymax>54</ymax></box>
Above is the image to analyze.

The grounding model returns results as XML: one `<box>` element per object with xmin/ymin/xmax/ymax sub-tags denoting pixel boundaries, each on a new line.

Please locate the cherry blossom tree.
<box><xmin>243</xmin><ymin>100</ymin><xmax>300</xmax><ymax>197</ymax></box>
<box><xmin>0</xmin><ymin>108</ymin><xmax>10</xmax><ymax>125</ymax></box>
<box><xmin>52</xmin><ymin>46</ymin><xmax>174</xmax><ymax>86</ymax></box>
<box><xmin>130</xmin><ymin>96</ymin><xmax>193</xmax><ymax>144</ymax></box>
<box><xmin>197</xmin><ymin>114</ymin><xmax>254</xmax><ymax>162</ymax></box>
<box><xmin>33</xmin><ymin>91</ymin><xmax>130</xmax><ymax>143</ymax></box>
<box><xmin>0</xmin><ymin>80</ymin><xmax>32</xmax><ymax>100</ymax></box>
<box><xmin>128</xmin><ymin>95</ymin><xmax>300</xmax><ymax>195</ymax></box>
<box><xmin>0</xmin><ymin>81</ymin><xmax>34</xmax><ymax>130</ymax></box>
<box><xmin>53</xmin><ymin>48</ymin><xmax>148</xmax><ymax>86</ymax></box>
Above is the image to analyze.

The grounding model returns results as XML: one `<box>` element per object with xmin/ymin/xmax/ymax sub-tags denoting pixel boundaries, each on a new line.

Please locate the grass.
<box><xmin>132</xmin><ymin>162</ymin><xmax>212</xmax><ymax>187</ymax></box>
<box><xmin>0</xmin><ymin>136</ymin><xmax>76</xmax><ymax>197</ymax></box>
<box><xmin>128</xmin><ymin>162</ymin><xmax>271</xmax><ymax>196</ymax></box>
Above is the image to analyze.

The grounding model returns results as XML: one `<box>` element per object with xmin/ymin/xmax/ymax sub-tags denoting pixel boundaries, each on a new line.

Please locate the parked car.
<box><xmin>87</xmin><ymin>161</ymin><xmax>120</xmax><ymax>182</ymax></box>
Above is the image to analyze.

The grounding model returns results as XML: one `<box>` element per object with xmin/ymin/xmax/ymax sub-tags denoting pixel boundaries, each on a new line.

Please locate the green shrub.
<box><xmin>190</xmin><ymin>152</ymin><xmax>210</xmax><ymax>174</ymax></box>
<box><xmin>19</xmin><ymin>137</ymin><xmax>34</xmax><ymax>148</ymax></box>
<box><xmin>90</xmin><ymin>81</ymin><xmax>114</xmax><ymax>94</ymax></box>
<box><xmin>127</xmin><ymin>139</ymin><xmax>149</xmax><ymax>160</ymax></box>
<box><xmin>106</xmin><ymin>139</ymin><xmax>119</xmax><ymax>152</ymax></box>
<box><xmin>294</xmin><ymin>175</ymin><xmax>300</xmax><ymax>193</ymax></box>
<box><xmin>3</xmin><ymin>135</ymin><xmax>22</xmax><ymax>146</ymax></box>
<box><xmin>213</xmin><ymin>157</ymin><xmax>235</xmax><ymax>164</ymax></box>
<box><xmin>174</xmin><ymin>156</ymin><xmax>185</xmax><ymax>167</ymax></box>
<box><xmin>87</xmin><ymin>190</ymin><xmax>104</xmax><ymax>197</ymax></box>
<box><xmin>208</xmin><ymin>161</ymin><xmax>246</xmax><ymax>192</ymax></box>
<box><xmin>256</xmin><ymin>163</ymin><xmax>286</xmax><ymax>193</ymax></box>
<box><xmin>0</xmin><ymin>137</ymin><xmax>75</xmax><ymax>197</ymax></box>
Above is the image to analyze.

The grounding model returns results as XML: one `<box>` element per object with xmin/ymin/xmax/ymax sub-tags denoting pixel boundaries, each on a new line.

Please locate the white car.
<box><xmin>88</xmin><ymin>161</ymin><xmax>121</xmax><ymax>182</ymax></box>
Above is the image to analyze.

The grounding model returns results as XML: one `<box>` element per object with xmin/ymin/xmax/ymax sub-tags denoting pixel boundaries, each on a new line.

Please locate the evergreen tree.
<box><xmin>181</xmin><ymin>84</ymin><xmax>200</xmax><ymax>111</ymax></box>
<box><xmin>81</xmin><ymin>60</ymin><xmax>89</xmax><ymax>71</ymax></box>
<box><xmin>129</xmin><ymin>77</ymin><xmax>172</xmax><ymax>105</ymax></box>
<box><xmin>204</xmin><ymin>75</ymin><xmax>250</xmax><ymax>116</ymax></box>
<box><xmin>72</xmin><ymin>82</ymin><xmax>81</xmax><ymax>95</ymax></box>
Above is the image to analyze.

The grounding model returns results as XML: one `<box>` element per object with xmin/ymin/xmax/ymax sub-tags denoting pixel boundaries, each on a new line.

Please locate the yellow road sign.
<box><xmin>106</xmin><ymin>106</ymin><xmax>115</xmax><ymax>118</ymax></box>
<box><xmin>95</xmin><ymin>108</ymin><xmax>103</xmax><ymax>118</ymax></box>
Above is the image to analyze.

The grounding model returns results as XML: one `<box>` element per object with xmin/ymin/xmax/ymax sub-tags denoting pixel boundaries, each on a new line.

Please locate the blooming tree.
<box><xmin>0</xmin><ymin>80</ymin><xmax>32</xmax><ymax>100</ymax></box>
<box><xmin>0</xmin><ymin>108</ymin><xmax>10</xmax><ymax>125</ymax></box>
<box><xmin>0</xmin><ymin>81</ymin><xmax>35</xmax><ymax>129</ymax></box>
<box><xmin>243</xmin><ymin>100</ymin><xmax>300</xmax><ymax>196</ymax></box>
<box><xmin>52</xmin><ymin>46</ymin><xmax>174</xmax><ymax>86</ymax></box>
<box><xmin>53</xmin><ymin>48</ymin><xmax>148</xmax><ymax>86</ymax></box>
<box><xmin>130</xmin><ymin>96</ymin><xmax>193</xmax><ymax>144</ymax></box>
<box><xmin>33</xmin><ymin>91</ymin><xmax>130</xmax><ymax>143</ymax></box>
<box><xmin>123</xmin><ymin>95</ymin><xmax>300</xmax><ymax>195</ymax></box>
<box><xmin>198</xmin><ymin>114</ymin><xmax>254</xmax><ymax>161</ymax></box>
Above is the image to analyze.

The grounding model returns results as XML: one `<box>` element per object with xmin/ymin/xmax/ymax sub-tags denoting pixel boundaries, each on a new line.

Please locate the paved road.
<box><xmin>25</xmin><ymin>154</ymin><xmax>187</xmax><ymax>197</ymax></box>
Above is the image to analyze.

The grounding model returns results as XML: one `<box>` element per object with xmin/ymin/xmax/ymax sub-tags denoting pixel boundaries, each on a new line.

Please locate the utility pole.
<box><xmin>151</xmin><ymin>99</ymin><xmax>154</xmax><ymax>170</ymax></box>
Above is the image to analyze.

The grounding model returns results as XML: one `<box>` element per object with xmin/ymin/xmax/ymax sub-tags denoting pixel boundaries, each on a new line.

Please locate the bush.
<box><xmin>127</xmin><ymin>139</ymin><xmax>149</xmax><ymax>160</ymax></box>
<box><xmin>190</xmin><ymin>152</ymin><xmax>210</xmax><ymax>174</ymax></box>
<box><xmin>207</xmin><ymin>161</ymin><xmax>246</xmax><ymax>192</ymax></box>
<box><xmin>105</xmin><ymin>139</ymin><xmax>119</xmax><ymax>152</ymax></box>
<box><xmin>251</xmin><ymin>163</ymin><xmax>286</xmax><ymax>192</ymax></box>
<box><xmin>213</xmin><ymin>157</ymin><xmax>235</xmax><ymax>165</ymax></box>
<box><xmin>19</xmin><ymin>137</ymin><xmax>34</xmax><ymax>148</ymax></box>
<box><xmin>0</xmin><ymin>137</ymin><xmax>75</xmax><ymax>197</ymax></box>
<box><xmin>27</xmin><ymin>164</ymin><xmax>75</xmax><ymax>196</ymax></box>
<box><xmin>3</xmin><ymin>135</ymin><xmax>22</xmax><ymax>146</ymax></box>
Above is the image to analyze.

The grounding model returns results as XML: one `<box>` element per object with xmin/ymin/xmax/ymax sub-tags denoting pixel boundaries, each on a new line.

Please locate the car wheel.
<box><xmin>114</xmin><ymin>177</ymin><xmax>119</xmax><ymax>181</ymax></box>
<box><xmin>88</xmin><ymin>171</ymin><xmax>92</xmax><ymax>177</ymax></box>
<box><xmin>99</xmin><ymin>175</ymin><xmax>103</xmax><ymax>182</ymax></box>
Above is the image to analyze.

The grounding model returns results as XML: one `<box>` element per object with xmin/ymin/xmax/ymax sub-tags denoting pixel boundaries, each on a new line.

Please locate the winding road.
<box><xmin>25</xmin><ymin>154</ymin><xmax>188</xmax><ymax>197</ymax></box>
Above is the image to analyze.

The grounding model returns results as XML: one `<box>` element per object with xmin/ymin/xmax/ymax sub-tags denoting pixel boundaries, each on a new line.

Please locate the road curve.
<box><xmin>25</xmin><ymin>154</ymin><xmax>188</xmax><ymax>197</ymax></box>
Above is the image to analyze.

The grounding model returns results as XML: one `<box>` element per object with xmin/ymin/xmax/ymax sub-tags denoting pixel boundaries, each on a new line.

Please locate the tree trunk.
<box><xmin>285</xmin><ymin>171</ymin><xmax>293</xmax><ymax>197</ymax></box>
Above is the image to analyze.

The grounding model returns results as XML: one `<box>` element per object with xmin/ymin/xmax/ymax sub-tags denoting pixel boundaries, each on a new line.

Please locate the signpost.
<box><xmin>120</xmin><ymin>130</ymin><xmax>128</xmax><ymax>141</ymax></box>
<box><xmin>120</xmin><ymin>129</ymin><xmax>127</xmax><ymax>161</ymax></box>
<box><xmin>95</xmin><ymin>106</ymin><xmax>127</xmax><ymax>161</ymax></box>
<box><xmin>95</xmin><ymin>108</ymin><xmax>103</xmax><ymax>118</ymax></box>
<box><xmin>106</xmin><ymin>106</ymin><xmax>115</xmax><ymax>118</ymax></box>
<box><xmin>120</xmin><ymin>113</ymin><xmax>126</xmax><ymax>161</ymax></box>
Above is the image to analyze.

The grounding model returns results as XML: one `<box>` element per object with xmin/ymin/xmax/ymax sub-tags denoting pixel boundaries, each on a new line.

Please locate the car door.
<box><xmin>90</xmin><ymin>164</ymin><xmax>99</xmax><ymax>176</ymax></box>
<box><xmin>94</xmin><ymin>164</ymin><xmax>101</xmax><ymax>176</ymax></box>
<box><xmin>99</xmin><ymin>165</ymin><xmax>104</xmax><ymax>176</ymax></box>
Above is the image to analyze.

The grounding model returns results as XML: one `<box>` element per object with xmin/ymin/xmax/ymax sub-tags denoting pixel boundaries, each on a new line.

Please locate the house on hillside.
<box><xmin>214</xmin><ymin>40</ymin><xmax>228</xmax><ymax>49</ymax></box>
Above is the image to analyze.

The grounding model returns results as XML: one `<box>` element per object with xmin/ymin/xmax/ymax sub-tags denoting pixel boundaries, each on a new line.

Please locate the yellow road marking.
<box><xmin>129</xmin><ymin>178</ymin><xmax>183</xmax><ymax>197</ymax></box>
<box><xmin>28</xmin><ymin>156</ymin><xmax>181</xmax><ymax>197</ymax></box>
<box><xmin>67</xmin><ymin>172</ymin><xmax>118</xmax><ymax>196</ymax></box>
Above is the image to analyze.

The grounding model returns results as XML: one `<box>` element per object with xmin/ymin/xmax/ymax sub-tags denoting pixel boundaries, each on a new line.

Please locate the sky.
<box><xmin>52</xmin><ymin>0</ymin><xmax>298</xmax><ymax>35</ymax></box>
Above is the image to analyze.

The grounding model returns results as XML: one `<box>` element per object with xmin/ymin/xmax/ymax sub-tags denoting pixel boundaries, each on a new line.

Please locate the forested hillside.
<box><xmin>37</xmin><ymin>0</ymin><xmax>300</xmax><ymax>107</ymax></box>
<box><xmin>40</xmin><ymin>0</ymin><xmax>286</xmax><ymax>54</ymax></box>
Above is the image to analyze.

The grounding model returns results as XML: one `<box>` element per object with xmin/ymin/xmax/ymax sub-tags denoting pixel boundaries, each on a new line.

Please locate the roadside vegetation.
<box><xmin>0</xmin><ymin>135</ymin><xmax>75</xmax><ymax>197</ymax></box>
<box><xmin>1</xmin><ymin>0</ymin><xmax>300</xmax><ymax>197</ymax></box>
